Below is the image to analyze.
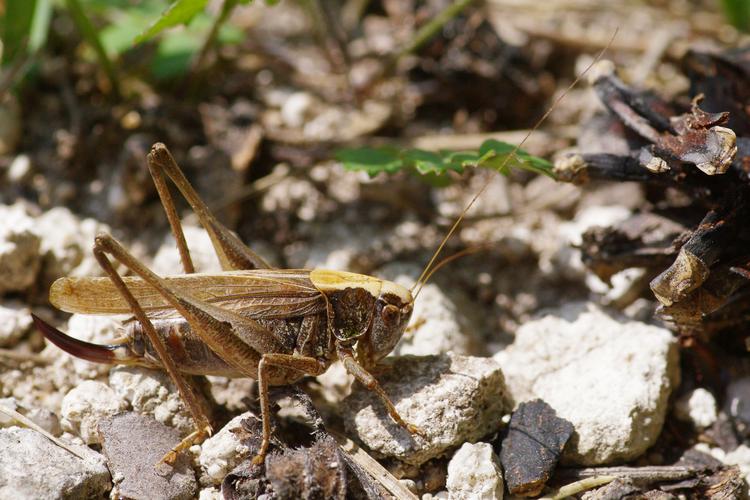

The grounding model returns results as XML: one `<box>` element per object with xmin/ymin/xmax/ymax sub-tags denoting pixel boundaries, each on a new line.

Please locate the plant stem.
<box><xmin>64</xmin><ymin>0</ymin><xmax>120</xmax><ymax>97</ymax></box>
<box><xmin>192</xmin><ymin>0</ymin><xmax>238</xmax><ymax>73</ymax></box>
<box><xmin>396</xmin><ymin>0</ymin><xmax>475</xmax><ymax>59</ymax></box>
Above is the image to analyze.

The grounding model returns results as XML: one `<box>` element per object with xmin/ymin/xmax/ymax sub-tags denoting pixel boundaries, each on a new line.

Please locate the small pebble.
<box><xmin>198</xmin><ymin>413</ymin><xmax>251</xmax><ymax>485</ymax></box>
<box><xmin>60</xmin><ymin>380</ymin><xmax>127</xmax><ymax>444</ymax></box>
<box><xmin>495</xmin><ymin>302</ymin><xmax>679</xmax><ymax>465</ymax></box>
<box><xmin>342</xmin><ymin>352</ymin><xmax>511</xmax><ymax>465</ymax></box>
<box><xmin>0</xmin><ymin>301</ymin><xmax>33</xmax><ymax>347</ymax></box>
<box><xmin>0</xmin><ymin>427</ymin><xmax>110</xmax><ymax>499</ymax></box>
<box><xmin>447</xmin><ymin>442</ymin><xmax>504</xmax><ymax>500</ymax></box>
<box><xmin>109</xmin><ymin>366</ymin><xmax>194</xmax><ymax>435</ymax></box>
<box><xmin>675</xmin><ymin>388</ymin><xmax>717</xmax><ymax>429</ymax></box>
<box><xmin>0</xmin><ymin>203</ymin><xmax>41</xmax><ymax>295</ymax></box>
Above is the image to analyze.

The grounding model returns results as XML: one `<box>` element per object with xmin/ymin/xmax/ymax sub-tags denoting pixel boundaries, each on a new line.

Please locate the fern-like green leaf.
<box><xmin>134</xmin><ymin>0</ymin><xmax>208</xmax><ymax>44</ymax></box>
<box><xmin>336</xmin><ymin>139</ymin><xmax>554</xmax><ymax>182</ymax></box>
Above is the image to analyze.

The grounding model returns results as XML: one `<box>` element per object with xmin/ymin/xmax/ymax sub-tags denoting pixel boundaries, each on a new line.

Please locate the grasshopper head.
<box><xmin>358</xmin><ymin>281</ymin><xmax>413</xmax><ymax>368</ymax></box>
<box><xmin>309</xmin><ymin>270</ymin><xmax>413</xmax><ymax>366</ymax></box>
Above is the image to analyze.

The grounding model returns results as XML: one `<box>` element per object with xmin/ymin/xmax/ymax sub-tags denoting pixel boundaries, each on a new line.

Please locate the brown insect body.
<box><xmin>40</xmin><ymin>269</ymin><xmax>413</xmax><ymax>383</ymax></box>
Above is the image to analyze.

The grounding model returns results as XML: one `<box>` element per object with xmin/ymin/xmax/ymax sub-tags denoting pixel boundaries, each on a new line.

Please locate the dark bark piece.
<box><xmin>683</xmin><ymin>48</ymin><xmax>750</xmax><ymax>137</ymax></box>
<box><xmin>499</xmin><ymin>399</ymin><xmax>574</xmax><ymax>497</ymax></box>
<box><xmin>580</xmin><ymin>211</ymin><xmax>687</xmax><ymax>283</ymax></box>
<box><xmin>265</xmin><ymin>435</ymin><xmax>348</xmax><ymax>500</ymax></box>
<box><xmin>654</xmin><ymin>100</ymin><xmax>736</xmax><ymax>176</ymax></box>
<box><xmin>581</xmin><ymin>478</ymin><xmax>641</xmax><ymax>500</ymax></box>
<box><xmin>697</xmin><ymin>466</ymin><xmax>748</xmax><ymax>500</ymax></box>
<box><xmin>590</xmin><ymin>62</ymin><xmax>675</xmax><ymax>142</ymax></box>
<box><xmin>590</xmin><ymin>63</ymin><xmax>737</xmax><ymax>176</ymax></box>
<box><xmin>650</xmin><ymin>192</ymin><xmax>750</xmax><ymax>306</ymax></box>
<box><xmin>98</xmin><ymin>412</ymin><xmax>197</xmax><ymax>500</ymax></box>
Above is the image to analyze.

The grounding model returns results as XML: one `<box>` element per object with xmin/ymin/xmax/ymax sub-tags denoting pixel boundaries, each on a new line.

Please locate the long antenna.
<box><xmin>412</xmin><ymin>29</ymin><xmax>619</xmax><ymax>298</ymax></box>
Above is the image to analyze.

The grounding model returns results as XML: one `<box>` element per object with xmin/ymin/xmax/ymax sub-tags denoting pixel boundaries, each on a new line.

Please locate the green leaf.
<box><xmin>151</xmin><ymin>28</ymin><xmax>202</xmax><ymax>79</ymax></box>
<box><xmin>335</xmin><ymin>148</ymin><xmax>404</xmax><ymax>177</ymax></box>
<box><xmin>135</xmin><ymin>0</ymin><xmax>209</xmax><ymax>44</ymax></box>
<box><xmin>722</xmin><ymin>0</ymin><xmax>750</xmax><ymax>31</ymax></box>
<box><xmin>28</xmin><ymin>0</ymin><xmax>53</xmax><ymax>55</ymax></box>
<box><xmin>99</xmin><ymin>2</ymin><xmax>165</xmax><ymax>56</ymax></box>
<box><xmin>403</xmin><ymin>149</ymin><xmax>447</xmax><ymax>175</ymax></box>
<box><xmin>2</xmin><ymin>0</ymin><xmax>37</xmax><ymax>64</ymax></box>
<box><xmin>336</xmin><ymin>139</ymin><xmax>555</xmax><ymax>183</ymax></box>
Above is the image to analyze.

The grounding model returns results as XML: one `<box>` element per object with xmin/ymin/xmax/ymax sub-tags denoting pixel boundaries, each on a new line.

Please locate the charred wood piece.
<box><xmin>556</xmin><ymin>53</ymin><xmax>750</xmax><ymax>342</ymax></box>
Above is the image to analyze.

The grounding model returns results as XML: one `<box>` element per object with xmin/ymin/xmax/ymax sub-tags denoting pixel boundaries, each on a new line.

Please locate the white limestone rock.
<box><xmin>0</xmin><ymin>301</ymin><xmax>33</xmax><ymax>347</ymax></box>
<box><xmin>198</xmin><ymin>413</ymin><xmax>251</xmax><ymax>485</ymax></box>
<box><xmin>109</xmin><ymin>366</ymin><xmax>194</xmax><ymax>435</ymax></box>
<box><xmin>0</xmin><ymin>397</ymin><xmax>61</xmax><ymax>436</ymax></box>
<box><xmin>447</xmin><ymin>442</ymin><xmax>504</xmax><ymax>500</ymax></box>
<box><xmin>675</xmin><ymin>388</ymin><xmax>718</xmax><ymax>429</ymax></box>
<box><xmin>0</xmin><ymin>203</ymin><xmax>41</xmax><ymax>294</ymax></box>
<box><xmin>34</xmin><ymin>206</ymin><xmax>110</xmax><ymax>286</ymax></box>
<box><xmin>494</xmin><ymin>302</ymin><xmax>679</xmax><ymax>465</ymax></box>
<box><xmin>0</xmin><ymin>427</ymin><xmax>110</xmax><ymax>499</ymax></box>
<box><xmin>341</xmin><ymin>353</ymin><xmax>511</xmax><ymax>465</ymax></box>
<box><xmin>61</xmin><ymin>380</ymin><xmax>127</xmax><ymax>444</ymax></box>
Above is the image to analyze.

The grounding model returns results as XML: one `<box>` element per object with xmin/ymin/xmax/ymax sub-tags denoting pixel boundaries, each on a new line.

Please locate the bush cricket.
<box><xmin>31</xmin><ymin>38</ymin><xmax>614</xmax><ymax>467</ymax></box>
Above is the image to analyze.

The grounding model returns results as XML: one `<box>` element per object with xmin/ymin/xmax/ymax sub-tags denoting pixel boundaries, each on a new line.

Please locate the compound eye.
<box><xmin>381</xmin><ymin>304</ymin><xmax>400</xmax><ymax>325</ymax></box>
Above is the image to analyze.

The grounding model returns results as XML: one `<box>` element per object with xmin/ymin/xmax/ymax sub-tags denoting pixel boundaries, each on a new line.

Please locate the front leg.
<box><xmin>337</xmin><ymin>346</ymin><xmax>423</xmax><ymax>435</ymax></box>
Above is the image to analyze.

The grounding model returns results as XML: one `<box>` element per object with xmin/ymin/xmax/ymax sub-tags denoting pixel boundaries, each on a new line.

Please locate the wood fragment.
<box><xmin>500</xmin><ymin>399</ymin><xmax>574</xmax><ymax>497</ymax></box>
<box><xmin>331</xmin><ymin>431</ymin><xmax>418</xmax><ymax>500</ymax></box>
<box><xmin>540</xmin><ymin>475</ymin><xmax>616</xmax><ymax>500</ymax></box>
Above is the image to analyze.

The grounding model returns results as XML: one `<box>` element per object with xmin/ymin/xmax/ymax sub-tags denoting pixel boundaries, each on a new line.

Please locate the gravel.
<box><xmin>446</xmin><ymin>442</ymin><xmax>504</xmax><ymax>500</ymax></box>
<box><xmin>34</xmin><ymin>206</ymin><xmax>110</xmax><ymax>288</ymax></box>
<box><xmin>494</xmin><ymin>302</ymin><xmax>680</xmax><ymax>465</ymax></box>
<box><xmin>109</xmin><ymin>366</ymin><xmax>195</xmax><ymax>436</ymax></box>
<box><xmin>0</xmin><ymin>203</ymin><xmax>41</xmax><ymax>295</ymax></box>
<box><xmin>341</xmin><ymin>352</ymin><xmax>511</xmax><ymax>465</ymax></box>
<box><xmin>0</xmin><ymin>301</ymin><xmax>33</xmax><ymax>347</ymax></box>
<box><xmin>60</xmin><ymin>380</ymin><xmax>127</xmax><ymax>445</ymax></box>
<box><xmin>0</xmin><ymin>427</ymin><xmax>110</xmax><ymax>499</ymax></box>
<box><xmin>198</xmin><ymin>413</ymin><xmax>251</xmax><ymax>485</ymax></box>
<box><xmin>675</xmin><ymin>388</ymin><xmax>718</xmax><ymax>429</ymax></box>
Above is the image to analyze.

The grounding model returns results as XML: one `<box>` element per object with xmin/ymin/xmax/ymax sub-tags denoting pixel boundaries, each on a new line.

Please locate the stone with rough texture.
<box><xmin>198</xmin><ymin>413</ymin><xmax>251</xmax><ymax>485</ymax></box>
<box><xmin>99</xmin><ymin>412</ymin><xmax>197</xmax><ymax>500</ymax></box>
<box><xmin>675</xmin><ymin>388</ymin><xmax>717</xmax><ymax>429</ymax></box>
<box><xmin>0</xmin><ymin>427</ymin><xmax>110</xmax><ymax>499</ymax></box>
<box><xmin>61</xmin><ymin>380</ymin><xmax>127</xmax><ymax>444</ymax></box>
<box><xmin>34</xmin><ymin>206</ymin><xmax>110</xmax><ymax>287</ymax></box>
<box><xmin>153</xmin><ymin>225</ymin><xmax>223</xmax><ymax>275</ymax></box>
<box><xmin>0</xmin><ymin>203</ymin><xmax>41</xmax><ymax>295</ymax></box>
<box><xmin>447</xmin><ymin>442</ymin><xmax>504</xmax><ymax>500</ymax></box>
<box><xmin>109</xmin><ymin>366</ymin><xmax>194</xmax><ymax>435</ymax></box>
<box><xmin>500</xmin><ymin>399</ymin><xmax>573</xmax><ymax>496</ymax></box>
<box><xmin>0</xmin><ymin>301</ymin><xmax>33</xmax><ymax>347</ymax></box>
<box><xmin>494</xmin><ymin>302</ymin><xmax>680</xmax><ymax>465</ymax></box>
<box><xmin>341</xmin><ymin>353</ymin><xmax>511</xmax><ymax>465</ymax></box>
<box><xmin>0</xmin><ymin>397</ymin><xmax>61</xmax><ymax>436</ymax></box>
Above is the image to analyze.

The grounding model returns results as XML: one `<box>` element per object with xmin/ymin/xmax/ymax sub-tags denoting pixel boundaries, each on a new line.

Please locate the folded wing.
<box><xmin>50</xmin><ymin>269</ymin><xmax>325</xmax><ymax>320</ymax></box>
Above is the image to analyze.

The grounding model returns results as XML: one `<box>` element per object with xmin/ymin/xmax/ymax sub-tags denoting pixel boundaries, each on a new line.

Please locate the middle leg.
<box><xmin>254</xmin><ymin>354</ymin><xmax>328</xmax><ymax>464</ymax></box>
